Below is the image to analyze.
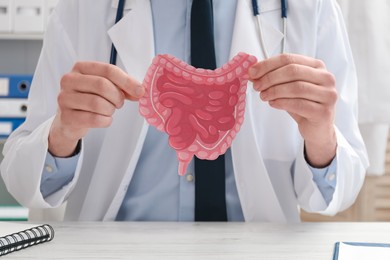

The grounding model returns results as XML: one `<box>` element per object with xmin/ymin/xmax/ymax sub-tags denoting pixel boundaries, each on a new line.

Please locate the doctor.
<box><xmin>1</xmin><ymin>0</ymin><xmax>368</xmax><ymax>222</ymax></box>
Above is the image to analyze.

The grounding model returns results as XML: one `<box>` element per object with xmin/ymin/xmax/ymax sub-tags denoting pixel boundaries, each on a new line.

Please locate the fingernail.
<box><xmin>249</xmin><ymin>67</ymin><xmax>257</xmax><ymax>78</ymax></box>
<box><xmin>260</xmin><ymin>91</ymin><xmax>268</xmax><ymax>100</ymax></box>
<box><xmin>135</xmin><ymin>86</ymin><xmax>145</xmax><ymax>97</ymax></box>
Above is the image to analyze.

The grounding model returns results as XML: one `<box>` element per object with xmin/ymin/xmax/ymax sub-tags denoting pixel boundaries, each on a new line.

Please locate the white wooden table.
<box><xmin>3</xmin><ymin>222</ymin><xmax>390</xmax><ymax>259</ymax></box>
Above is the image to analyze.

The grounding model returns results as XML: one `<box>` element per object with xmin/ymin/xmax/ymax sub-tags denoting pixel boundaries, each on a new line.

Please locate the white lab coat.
<box><xmin>337</xmin><ymin>0</ymin><xmax>390</xmax><ymax>175</ymax></box>
<box><xmin>1</xmin><ymin>0</ymin><xmax>368</xmax><ymax>222</ymax></box>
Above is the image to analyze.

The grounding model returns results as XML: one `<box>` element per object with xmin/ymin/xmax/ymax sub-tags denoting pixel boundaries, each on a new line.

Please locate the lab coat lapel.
<box><xmin>230</xmin><ymin>0</ymin><xmax>284</xmax><ymax>60</ymax></box>
<box><xmin>77</xmin><ymin>0</ymin><xmax>154</xmax><ymax>221</ymax></box>
<box><xmin>108</xmin><ymin>0</ymin><xmax>155</xmax><ymax>81</ymax></box>
<box><xmin>230</xmin><ymin>0</ymin><xmax>287</xmax><ymax>222</ymax></box>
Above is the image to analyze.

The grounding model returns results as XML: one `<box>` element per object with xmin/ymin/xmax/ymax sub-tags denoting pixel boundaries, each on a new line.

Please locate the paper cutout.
<box><xmin>139</xmin><ymin>52</ymin><xmax>257</xmax><ymax>175</ymax></box>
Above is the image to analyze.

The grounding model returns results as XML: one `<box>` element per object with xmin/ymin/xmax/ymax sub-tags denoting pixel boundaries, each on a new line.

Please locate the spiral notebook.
<box><xmin>0</xmin><ymin>222</ymin><xmax>55</xmax><ymax>257</ymax></box>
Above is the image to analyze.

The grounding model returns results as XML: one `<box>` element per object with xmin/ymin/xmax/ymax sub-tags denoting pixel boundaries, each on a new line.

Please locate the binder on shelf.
<box><xmin>0</xmin><ymin>74</ymin><xmax>32</xmax><ymax>98</ymax></box>
<box><xmin>0</xmin><ymin>75</ymin><xmax>32</xmax><ymax>138</ymax></box>
<box><xmin>0</xmin><ymin>0</ymin><xmax>12</xmax><ymax>33</ymax></box>
<box><xmin>0</xmin><ymin>99</ymin><xmax>28</xmax><ymax>118</ymax></box>
<box><xmin>13</xmin><ymin>0</ymin><xmax>44</xmax><ymax>33</ymax></box>
<box><xmin>0</xmin><ymin>118</ymin><xmax>25</xmax><ymax>138</ymax></box>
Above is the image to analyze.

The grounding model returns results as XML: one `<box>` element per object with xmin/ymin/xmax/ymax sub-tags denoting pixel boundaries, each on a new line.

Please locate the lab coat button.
<box><xmin>45</xmin><ymin>165</ymin><xmax>54</xmax><ymax>173</ymax></box>
<box><xmin>328</xmin><ymin>173</ymin><xmax>336</xmax><ymax>181</ymax></box>
<box><xmin>186</xmin><ymin>174</ymin><xmax>194</xmax><ymax>182</ymax></box>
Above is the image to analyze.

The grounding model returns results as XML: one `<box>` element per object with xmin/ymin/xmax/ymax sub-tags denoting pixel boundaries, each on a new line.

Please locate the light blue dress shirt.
<box><xmin>40</xmin><ymin>0</ymin><xmax>337</xmax><ymax>221</ymax></box>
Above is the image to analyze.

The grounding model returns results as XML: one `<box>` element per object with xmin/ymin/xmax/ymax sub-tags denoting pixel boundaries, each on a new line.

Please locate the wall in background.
<box><xmin>0</xmin><ymin>142</ymin><xmax>17</xmax><ymax>204</ymax></box>
<box><xmin>0</xmin><ymin>40</ymin><xmax>42</xmax><ymax>74</ymax></box>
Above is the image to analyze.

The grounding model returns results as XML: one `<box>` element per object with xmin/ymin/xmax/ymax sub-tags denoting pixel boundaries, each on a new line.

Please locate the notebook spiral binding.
<box><xmin>0</xmin><ymin>224</ymin><xmax>55</xmax><ymax>257</ymax></box>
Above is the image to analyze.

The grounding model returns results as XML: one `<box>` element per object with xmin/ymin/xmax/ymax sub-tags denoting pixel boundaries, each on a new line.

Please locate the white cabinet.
<box><xmin>13</xmin><ymin>0</ymin><xmax>45</xmax><ymax>33</ymax></box>
<box><xmin>0</xmin><ymin>0</ymin><xmax>12</xmax><ymax>33</ymax></box>
<box><xmin>0</xmin><ymin>0</ymin><xmax>59</xmax><ymax>38</ymax></box>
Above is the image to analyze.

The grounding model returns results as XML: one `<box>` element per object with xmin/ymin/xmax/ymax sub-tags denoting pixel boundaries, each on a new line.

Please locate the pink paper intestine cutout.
<box><xmin>139</xmin><ymin>52</ymin><xmax>257</xmax><ymax>175</ymax></box>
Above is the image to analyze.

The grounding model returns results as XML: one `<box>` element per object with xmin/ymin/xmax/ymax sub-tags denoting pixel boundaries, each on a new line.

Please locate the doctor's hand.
<box><xmin>48</xmin><ymin>61</ymin><xmax>145</xmax><ymax>157</ymax></box>
<box><xmin>249</xmin><ymin>54</ymin><xmax>338</xmax><ymax>168</ymax></box>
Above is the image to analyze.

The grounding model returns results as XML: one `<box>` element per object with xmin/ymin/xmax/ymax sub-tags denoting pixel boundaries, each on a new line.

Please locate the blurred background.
<box><xmin>303</xmin><ymin>0</ymin><xmax>390</xmax><ymax>221</ymax></box>
<box><xmin>0</xmin><ymin>0</ymin><xmax>55</xmax><ymax>220</ymax></box>
<box><xmin>1</xmin><ymin>0</ymin><xmax>390</xmax><ymax>221</ymax></box>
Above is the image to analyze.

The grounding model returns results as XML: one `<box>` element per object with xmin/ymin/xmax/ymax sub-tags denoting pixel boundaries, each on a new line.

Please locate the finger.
<box><xmin>252</xmin><ymin>64</ymin><xmax>333</xmax><ymax>92</ymax></box>
<box><xmin>58</xmin><ymin>92</ymin><xmax>116</xmax><ymax>117</ymax></box>
<box><xmin>260</xmin><ymin>81</ymin><xmax>338</xmax><ymax>105</ymax></box>
<box><xmin>249</xmin><ymin>53</ymin><xmax>326</xmax><ymax>80</ymax></box>
<box><xmin>60</xmin><ymin>109</ymin><xmax>113</xmax><ymax>129</ymax></box>
<box><xmin>268</xmin><ymin>98</ymin><xmax>334</xmax><ymax>121</ymax></box>
<box><xmin>61</xmin><ymin>73</ymin><xmax>125</xmax><ymax>109</ymax></box>
<box><xmin>72</xmin><ymin>61</ymin><xmax>145</xmax><ymax>99</ymax></box>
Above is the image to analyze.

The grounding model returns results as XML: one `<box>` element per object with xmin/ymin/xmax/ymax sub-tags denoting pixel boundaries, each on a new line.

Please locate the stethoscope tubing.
<box><xmin>253</xmin><ymin>0</ymin><xmax>288</xmax><ymax>59</ymax></box>
<box><xmin>110</xmin><ymin>0</ymin><xmax>288</xmax><ymax>64</ymax></box>
<box><xmin>252</xmin><ymin>0</ymin><xmax>287</xmax><ymax>18</ymax></box>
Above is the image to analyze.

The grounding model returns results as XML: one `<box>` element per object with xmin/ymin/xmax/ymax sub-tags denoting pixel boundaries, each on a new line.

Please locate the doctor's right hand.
<box><xmin>48</xmin><ymin>61</ymin><xmax>145</xmax><ymax>157</ymax></box>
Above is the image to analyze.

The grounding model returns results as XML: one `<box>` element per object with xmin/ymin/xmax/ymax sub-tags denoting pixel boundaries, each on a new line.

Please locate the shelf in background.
<box><xmin>0</xmin><ymin>34</ymin><xmax>43</xmax><ymax>40</ymax></box>
<box><xmin>0</xmin><ymin>205</ymin><xmax>29</xmax><ymax>221</ymax></box>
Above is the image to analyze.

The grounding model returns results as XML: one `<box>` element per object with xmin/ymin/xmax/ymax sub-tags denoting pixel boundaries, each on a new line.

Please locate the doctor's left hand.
<box><xmin>249</xmin><ymin>53</ymin><xmax>338</xmax><ymax>168</ymax></box>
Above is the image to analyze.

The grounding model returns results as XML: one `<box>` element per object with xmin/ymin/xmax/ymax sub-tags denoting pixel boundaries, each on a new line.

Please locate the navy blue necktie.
<box><xmin>191</xmin><ymin>0</ymin><xmax>227</xmax><ymax>222</ymax></box>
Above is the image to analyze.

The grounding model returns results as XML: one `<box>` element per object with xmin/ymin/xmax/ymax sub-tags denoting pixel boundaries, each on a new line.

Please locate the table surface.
<box><xmin>3</xmin><ymin>222</ymin><xmax>390</xmax><ymax>259</ymax></box>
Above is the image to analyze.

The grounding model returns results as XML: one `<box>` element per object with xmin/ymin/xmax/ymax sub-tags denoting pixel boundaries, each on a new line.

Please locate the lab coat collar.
<box><xmin>108</xmin><ymin>0</ymin><xmax>155</xmax><ymax>82</ymax></box>
<box><xmin>229</xmin><ymin>0</ymin><xmax>287</xmax><ymax>222</ymax></box>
